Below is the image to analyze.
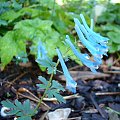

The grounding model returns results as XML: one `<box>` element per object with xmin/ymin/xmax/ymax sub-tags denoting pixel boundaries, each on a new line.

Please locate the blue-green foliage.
<box><xmin>36</xmin><ymin>76</ymin><xmax>65</xmax><ymax>103</ymax></box>
<box><xmin>36</xmin><ymin>42</ymin><xmax>56</xmax><ymax>74</ymax></box>
<box><xmin>1</xmin><ymin>99</ymin><xmax>35</xmax><ymax>120</ymax></box>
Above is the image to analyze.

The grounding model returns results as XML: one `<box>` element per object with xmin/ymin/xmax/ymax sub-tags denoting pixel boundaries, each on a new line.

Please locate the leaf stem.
<box><xmin>32</xmin><ymin>60</ymin><xmax>60</xmax><ymax>115</ymax></box>
<box><xmin>32</xmin><ymin>46</ymin><xmax>71</xmax><ymax>115</ymax></box>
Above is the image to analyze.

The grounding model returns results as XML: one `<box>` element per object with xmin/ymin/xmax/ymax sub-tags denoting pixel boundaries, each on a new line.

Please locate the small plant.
<box><xmin>1</xmin><ymin>99</ymin><xmax>35</xmax><ymax>120</ymax></box>
<box><xmin>37</xmin><ymin>76</ymin><xmax>65</xmax><ymax>103</ymax></box>
<box><xmin>1</xmin><ymin>14</ymin><xmax>109</xmax><ymax>120</ymax></box>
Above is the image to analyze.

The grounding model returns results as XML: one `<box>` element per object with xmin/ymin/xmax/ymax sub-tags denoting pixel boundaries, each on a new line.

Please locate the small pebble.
<box><xmin>0</xmin><ymin>106</ymin><xmax>10</xmax><ymax>117</ymax></box>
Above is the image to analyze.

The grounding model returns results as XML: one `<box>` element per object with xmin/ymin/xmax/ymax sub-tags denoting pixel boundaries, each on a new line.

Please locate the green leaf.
<box><xmin>0</xmin><ymin>19</ymin><xmax>8</xmax><ymax>26</ymax></box>
<box><xmin>107</xmin><ymin>32</ymin><xmax>120</xmax><ymax>44</ymax></box>
<box><xmin>15</xmin><ymin>100</ymin><xmax>23</xmax><ymax>109</ymax></box>
<box><xmin>0</xmin><ymin>30</ymin><xmax>26</xmax><ymax>69</ymax></box>
<box><xmin>11</xmin><ymin>0</ymin><xmax>22</xmax><ymax>11</ymax></box>
<box><xmin>14</xmin><ymin>18</ymin><xmax>53</xmax><ymax>31</ymax></box>
<box><xmin>108</xmin><ymin>42</ymin><xmax>119</xmax><ymax>53</ymax></box>
<box><xmin>17</xmin><ymin>116</ymin><xmax>32</xmax><ymax>120</ymax></box>
<box><xmin>1</xmin><ymin>99</ymin><xmax>35</xmax><ymax>118</ymax></box>
<box><xmin>46</xmin><ymin>87</ymin><xmax>65</xmax><ymax>103</ymax></box>
<box><xmin>53</xmin><ymin>92</ymin><xmax>66</xmax><ymax>103</ymax></box>
<box><xmin>101</xmin><ymin>24</ymin><xmax>120</xmax><ymax>32</ymax></box>
<box><xmin>47</xmin><ymin>89</ymin><xmax>65</xmax><ymax>103</ymax></box>
<box><xmin>23</xmin><ymin>100</ymin><xmax>31</xmax><ymax>114</ymax></box>
<box><xmin>47</xmin><ymin>89</ymin><xmax>54</xmax><ymax>98</ymax></box>
<box><xmin>1</xmin><ymin>100</ymin><xmax>16</xmax><ymax>108</ymax></box>
<box><xmin>14</xmin><ymin>18</ymin><xmax>61</xmax><ymax>59</ymax></box>
<box><xmin>51</xmin><ymin>80</ymin><xmax>65</xmax><ymax>91</ymax></box>
<box><xmin>97</xmin><ymin>13</ymin><xmax>116</xmax><ymax>23</ymax></box>
<box><xmin>0</xmin><ymin>9</ymin><xmax>79</xmax><ymax>70</ymax></box>
<box><xmin>36</xmin><ymin>84</ymin><xmax>47</xmax><ymax>89</ymax></box>
<box><xmin>37</xmin><ymin>76</ymin><xmax>65</xmax><ymax>103</ymax></box>
<box><xmin>16</xmin><ymin>112</ymin><xmax>24</xmax><ymax>116</ymax></box>
<box><xmin>0</xmin><ymin>10</ymin><xmax>23</xmax><ymax>23</ymax></box>
<box><xmin>118</xmin><ymin>45</ymin><xmax>120</xmax><ymax>51</ymax></box>
<box><xmin>39</xmin><ymin>0</ymin><xmax>58</xmax><ymax>9</ymax></box>
<box><xmin>8</xmin><ymin>109</ymin><xmax>20</xmax><ymax>115</ymax></box>
<box><xmin>47</xmin><ymin>66</ymin><xmax>56</xmax><ymax>74</ymax></box>
<box><xmin>38</xmin><ymin>76</ymin><xmax>48</xmax><ymax>85</ymax></box>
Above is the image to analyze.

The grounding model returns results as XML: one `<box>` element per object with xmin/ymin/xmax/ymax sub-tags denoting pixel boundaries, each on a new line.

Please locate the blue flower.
<box><xmin>74</xmin><ymin>18</ymin><xmax>108</xmax><ymax>59</ymax></box>
<box><xmin>73</xmin><ymin>14</ymin><xmax>109</xmax><ymax>69</ymax></box>
<box><xmin>36</xmin><ymin>42</ymin><xmax>56</xmax><ymax>74</ymax></box>
<box><xmin>65</xmin><ymin>35</ymin><xmax>99</xmax><ymax>73</ymax></box>
<box><xmin>36</xmin><ymin>41</ymin><xmax>48</xmax><ymax>61</ymax></box>
<box><xmin>74</xmin><ymin>24</ymin><xmax>101</xmax><ymax>58</ymax></box>
<box><xmin>79</xmin><ymin>14</ymin><xmax>109</xmax><ymax>45</ymax></box>
<box><xmin>56</xmin><ymin>48</ymin><xmax>77</xmax><ymax>93</ymax></box>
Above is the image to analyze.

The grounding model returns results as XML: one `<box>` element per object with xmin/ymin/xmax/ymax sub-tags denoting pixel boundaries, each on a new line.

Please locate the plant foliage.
<box><xmin>36</xmin><ymin>76</ymin><xmax>65</xmax><ymax>103</ymax></box>
<box><xmin>1</xmin><ymin>99</ymin><xmax>35</xmax><ymax>120</ymax></box>
<box><xmin>0</xmin><ymin>0</ymin><xmax>76</xmax><ymax>69</ymax></box>
<box><xmin>96</xmin><ymin>3</ymin><xmax>120</xmax><ymax>53</ymax></box>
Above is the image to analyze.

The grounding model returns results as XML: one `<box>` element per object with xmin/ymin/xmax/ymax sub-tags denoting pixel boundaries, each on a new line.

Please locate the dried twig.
<box><xmin>90</xmin><ymin>94</ymin><xmax>107</xmax><ymax>118</ymax></box>
<box><xmin>95</xmin><ymin>92</ymin><xmax>120</xmax><ymax>96</ymax></box>
<box><xmin>104</xmin><ymin>71</ymin><xmax>120</xmax><ymax>74</ymax></box>
<box><xmin>7</xmin><ymin>72</ymin><xmax>27</xmax><ymax>87</ymax></box>
<box><xmin>11</xmin><ymin>87</ymin><xmax>51</xmax><ymax>111</ymax></box>
<box><xmin>64</xmin><ymin>116</ymin><xmax>81</xmax><ymax>120</ymax></box>
<box><xmin>18</xmin><ymin>88</ymin><xmax>40</xmax><ymax>101</ymax></box>
<box><xmin>43</xmin><ymin>93</ymin><xmax>81</xmax><ymax>101</ymax></box>
<box><xmin>68</xmin><ymin>65</ymin><xmax>80</xmax><ymax>71</ymax></box>
<box><xmin>3</xmin><ymin>73</ymin><xmax>19</xmax><ymax>81</ymax></box>
<box><xmin>59</xmin><ymin>71</ymin><xmax>110</xmax><ymax>81</ymax></box>
<box><xmin>110</xmin><ymin>66</ymin><xmax>120</xmax><ymax>70</ymax></box>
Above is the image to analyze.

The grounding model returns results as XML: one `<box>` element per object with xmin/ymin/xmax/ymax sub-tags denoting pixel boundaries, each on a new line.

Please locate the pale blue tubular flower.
<box><xmin>93</xmin><ymin>56</ymin><xmax>102</xmax><ymax>65</ymax></box>
<box><xmin>74</xmin><ymin>14</ymin><xmax>109</xmax><ymax>67</ymax></box>
<box><xmin>36</xmin><ymin>42</ymin><xmax>56</xmax><ymax>74</ymax></box>
<box><xmin>74</xmin><ymin>24</ymin><xmax>101</xmax><ymax>57</ymax></box>
<box><xmin>80</xmin><ymin>18</ymin><xmax>109</xmax><ymax>53</ymax></box>
<box><xmin>79</xmin><ymin>14</ymin><xmax>109</xmax><ymax>45</ymax></box>
<box><xmin>36</xmin><ymin>41</ymin><xmax>48</xmax><ymax>61</ymax></box>
<box><xmin>56</xmin><ymin>48</ymin><xmax>77</xmax><ymax>93</ymax></box>
<box><xmin>74</xmin><ymin>18</ymin><xmax>108</xmax><ymax>59</ymax></box>
<box><xmin>65</xmin><ymin>35</ymin><xmax>99</xmax><ymax>73</ymax></box>
<box><xmin>79</xmin><ymin>24</ymin><xmax>108</xmax><ymax>57</ymax></box>
<box><xmin>36</xmin><ymin>41</ymin><xmax>53</xmax><ymax>64</ymax></box>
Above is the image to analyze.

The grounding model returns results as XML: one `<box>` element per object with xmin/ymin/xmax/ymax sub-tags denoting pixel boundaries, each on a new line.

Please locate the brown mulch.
<box><xmin>0</xmin><ymin>58</ymin><xmax>120</xmax><ymax>120</ymax></box>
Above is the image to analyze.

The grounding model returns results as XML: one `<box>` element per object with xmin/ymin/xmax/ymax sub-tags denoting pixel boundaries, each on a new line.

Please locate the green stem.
<box><xmin>32</xmin><ymin>47</ymin><xmax>71</xmax><ymax>115</ymax></box>
<box><xmin>106</xmin><ymin>107</ymin><xmax>120</xmax><ymax>115</ymax></box>
<box><xmin>50</xmin><ymin>0</ymin><xmax>55</xmax><ymax>20</ymax></box>
<box><xmin>32</xmin><ymin>60</ymin><xmax>60</xmax><ymax>115</ymax></box>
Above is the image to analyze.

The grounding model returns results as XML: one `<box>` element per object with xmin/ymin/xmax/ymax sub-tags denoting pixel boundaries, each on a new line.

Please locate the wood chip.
<box><xmin>58</xmin><ymin>71</ymin><xmax>110</xmax><ymax>81</ymax></box>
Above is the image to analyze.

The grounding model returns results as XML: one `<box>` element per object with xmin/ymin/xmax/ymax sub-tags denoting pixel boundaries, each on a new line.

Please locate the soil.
<box><xmin>0</xmin><ymin>57</ymin><xmax>120</xmax><ymax>120</ymax></box>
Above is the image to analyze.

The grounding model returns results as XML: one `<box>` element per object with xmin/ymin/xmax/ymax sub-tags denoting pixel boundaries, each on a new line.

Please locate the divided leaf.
<box><xmin>37</xmin><ymin>76</ymin><xmax>65</xmax><ymax>103</ymax></box>
<box><xmin>1</xmin><ymin>99</ymin><xmax>35</xmax><ymax>119</ymax></box>
<box><xmin>1</xmin><ymin>100</ymin><xmax>16</xmax><ymax>109</ymax></box>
